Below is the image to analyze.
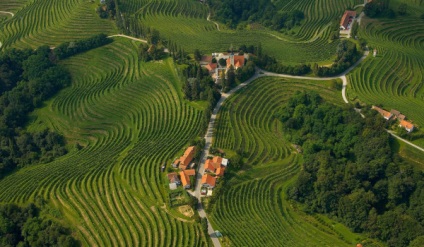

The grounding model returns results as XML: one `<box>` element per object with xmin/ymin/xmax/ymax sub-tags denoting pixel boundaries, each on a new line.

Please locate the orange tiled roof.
<box><xmin>205</xmin><ymin>159</ymin><xmax>216</xmax><ymax>172</ymax></box>
<box><xmin>167</xmin><ymin>173</ymin><xmax>179</xmax><ymax>183</ymax></box>
<box><xmin>400</xmin><ymin>120</ymin><xmax>414</xmax><ymax>130</ymax></box>
<box><xmin>201</xmin><ymin>174</ymin><xmax>216</xmax><ymax>187</ymax></box>
<box><xmin>184</xmin><ymin>169</ymin><xmax>196</xmax><ymax>176</ymax></box>
<box><xmin>372</xmin><ymin>106</ymin><xmax>392</xmax><ymax>119</ymax></box>
<box><xmin>179</xmin><ymin>146</ymin><xmax>196</xmax><ymax>168</ymax></box>
<box><xmin>216</xmin><ymin>166</ymin><xmax>225</xmax><ymax>177</ymax></box>
<box><xmin>180</xmin><ymin>171</ymin><xmax>190</xmax><ymax>187</ymax></box>
<box><xmin>205</xmin><ymin>63</ymin><xmax>217</xmax><ymax>72</ymax></box>
<box><xmin>212</xmin><ymin>156</ymin><xmax>223</xmax><ymax>168</ymax></box>
<box><xmin>226</xmin><ymin>55</ymin><xmax>245</xmax><ymax>68</ymax></box>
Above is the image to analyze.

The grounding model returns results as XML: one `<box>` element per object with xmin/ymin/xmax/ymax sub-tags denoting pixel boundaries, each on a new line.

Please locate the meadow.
<box><xmin>0</xmin><ymin>38</ymin><xmax>209</xmax><ymax>246</ymax></box>
<box><xmin>209</xmin><ymin>77</ymin><xmax>382</xmax><ymax>246</ymax></box>
<box><xmin>347</xmin><ymin>0</ymin><xmax>424</xmax><ymax>137</ymax></box>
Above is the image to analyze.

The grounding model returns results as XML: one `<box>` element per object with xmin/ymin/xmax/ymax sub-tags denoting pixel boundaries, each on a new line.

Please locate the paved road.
<box><xmin>387</xmin><ymin>131</ymin><xmax>424</xmax><ymax>152</ymax></box>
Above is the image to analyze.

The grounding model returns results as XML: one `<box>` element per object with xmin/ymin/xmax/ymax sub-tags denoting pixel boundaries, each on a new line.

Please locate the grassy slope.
<box><xmin>210</xmin><ymin>77</ymin><xmax>382</xmax><ymax>246</ymax></box>
<box><xmin>347</xmin><ymin>0</ymin><xmax>424</xmax><ymax>145</ymax></box>
<box><xmin>0</xmin><ymin>38</ymin><xmax>208</xmax><ymax>246</ymax></box>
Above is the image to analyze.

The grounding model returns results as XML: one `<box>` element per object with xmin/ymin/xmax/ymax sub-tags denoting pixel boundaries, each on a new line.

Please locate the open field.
<box><xmin>0</xmin><ymin>38</ymin><xmax>208</xmax><ymax>246</ymax></box>
<box><xmin>0</xmin><ymin>0</ymin><xmax>116</xmax><ymax>50</ymax></box>
<box><xmin>347</xmin><ymin>1</ymin><xmax>424</xmax><ymax>134</ymax></box>
<box><xmin>120</xmin><ymin>0</ymin><xmax>363</xmax><ymax>64</ymax></box>
<box><xmin>209</xmin><ymin>77</ymin><xmax>379</xmax><ymax>246</ymax></box>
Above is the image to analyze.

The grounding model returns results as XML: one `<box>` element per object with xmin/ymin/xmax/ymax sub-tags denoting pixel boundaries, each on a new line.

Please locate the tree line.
<box><xmin>0</xmin><ymin>201</ymin><xmax>79</xmax><ymax>246</ymax></box>
<box><xmin>0</xmin><ymin>47</ymin><xmax>70</xmax><ymax>179</ymax></box>
<box><xmin>278</xmin><ymin>91</ymin><xmax>424</xmax><ymax>247</ymax></box>
<box><xmin>209</xmin><ymin>0</ymin><xmax>304</xmax><ymax>31</ymax></box>
<box><xmin>53</xmin><ymin>34</ymin><xmax>112</xmax><ymax>60</ymax></box>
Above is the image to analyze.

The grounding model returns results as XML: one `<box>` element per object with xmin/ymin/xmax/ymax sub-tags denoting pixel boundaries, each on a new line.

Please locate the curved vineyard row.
<box><xmin>0</xmin><ymin>38</ymin><xmax>209</xmax><ymax>246</ymax></box>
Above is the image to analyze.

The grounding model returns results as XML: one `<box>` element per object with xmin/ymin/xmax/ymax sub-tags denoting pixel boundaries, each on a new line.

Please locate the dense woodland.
<box><xmin>209</xmin><ymin>0</ymin><xmax>304</xmax><ymax>30</ymax></box>
<box><xmin>0</xmin><ymin>47</ymin><xmax>70</xmax><ymax>179</ymax></box>
<box><xmin>0</xmin><ymin>202</ymin><xmax>78</xmax><ymax>247</ymax></box>
<box><xmin>279</xmin><ymin>92</ymin><xmax>424</xmax><ymax>247</ymax></box>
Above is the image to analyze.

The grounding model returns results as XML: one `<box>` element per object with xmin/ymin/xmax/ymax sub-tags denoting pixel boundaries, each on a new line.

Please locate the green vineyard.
<box><xmin>209</xmin><ymin>77</ymin><xmax>373</xmax><ymax>246</ymax></box>
<box><xmin>0</xmin><ymin>38</ymin><xmax>208</xmax><ymax>246</ymax></box>
<box><xmin>348</xmin><ymin>0</ymin><xmax>424</xmax><ymax>134</ymax></box>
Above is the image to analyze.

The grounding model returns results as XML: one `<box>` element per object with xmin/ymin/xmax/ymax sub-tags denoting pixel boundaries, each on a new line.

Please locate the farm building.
<box><xmin>340</xmin><ymin>10</ymin><xmax>356</xmax><ymax>30</ymax></box>
<box><xmin>204</xmin><ymin>156</ymin><xmax>227</xmax><ymax>177</ymax></box>
<box><xmin>167</xmin><ymin>173</ymin><xmax>181</xmax><ymax>185</ymax></box>
<box><xmin>390</xmin><ymin>109</ymin><xmax>406</xmax><ymax>121</ymax></box>
<box><xmin>203</xmin><ymin>52</ymin><xmax>249</xmax><ymax>83</ymax></box>
<box><xmin>372</xmin><ymin>106</ymin><xmax>392</xmax><ymax>120</ymax></box>
<box><xmin>201</xmin><ymin>174</ymin><xmax>216</xmax><ymax>188</ymax></box>
<box><xmin>399</xmin><ymin>120</ymin><xmax>415</xmax><ymax>133</ymax></box>
<box><xmin>180</xmin><ymin>169</ymin><xmax>196</xmax><ymax>189</ymax></box>
<box><xmin>178</xmin><ymin>146</ymin><xmax>196</xmax><ymax>170</ymax></box>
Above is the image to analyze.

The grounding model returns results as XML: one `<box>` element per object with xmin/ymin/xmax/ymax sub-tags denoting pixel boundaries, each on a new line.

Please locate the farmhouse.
<box><xmin>203</xmin><ymin>52</ymin><xmax>249</xmax><ymax>83</ymax></box>
<box><xmin>179</xmin><ymin>146</ymin><xmax>196</xmax><ymax>170</ymax></box>
<box><xmin>204</xmin><ymin>156</ymin><xmax>228</xmax><ymax>177</ymax></box>
<box><xmin>201</xmin><ymin>174</ymin><xmax>216</xmax><ymax>188</ymax></box>
<box><xmin>372</xmin><ymin>106</ymin><xmax>392</xmax><ymax>120</ymax></box>
<box><xmin>180</xmin><ymin>169</ymin><xmax>196</xmax><ymax>189</ymax></box>
<box><xmin>340</xmin><ymin>10</ymin><xmax>356</xmax><ymax>30</ymax></box>
<box><xmin>399</xmin><ymin>120</ymin><xmax>415</xmax><ymax>133</ymax></box>
<box><xmin>167</xmin><ymin>173</ymin><xmax>180</xmax><ymax>185</ymax></box>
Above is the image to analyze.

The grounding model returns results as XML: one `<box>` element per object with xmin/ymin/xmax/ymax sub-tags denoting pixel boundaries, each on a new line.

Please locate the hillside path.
<box><xmin>108</xmin><ymin>34</ymin><xmax>147</xmax><ymax>43</ymax></box>
<box><xmin>387</xmin><ymin>131</ymin><xmax>424</xmax><ymax>152</ymax></box>
<box><xmin>207</xmin><ymin>12</ymin><xmax>220</xmax><ymax>31</ymax></box>
<box><xmin>0</xmin><ymin>11</ymin><xmax>14</xmax><ymax>17</ymax></box>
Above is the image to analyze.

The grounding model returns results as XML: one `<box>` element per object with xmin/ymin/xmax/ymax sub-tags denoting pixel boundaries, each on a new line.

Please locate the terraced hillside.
<box><xmin>347</xmin><ymin>1</ymin><xmax>424</xmax><ymax>132</ymax></box>
<box><xmin>0</xmin><ymin>0</ymin><xmax>116</xmax><ymax>50</ymax></box>
<box><xmin>209</xmin><ymin>77</ymin><xmax>376</xmax><ymax>246</ymax></box>
<box><xmin>0</xmin><ymin>38</ymin><xmax>208</xmax><ymax>246</ymax></box>
<box><xmin>120</xmin><ymin>0</ymin><xmax>362</xmax><ymax>64</ymax></box>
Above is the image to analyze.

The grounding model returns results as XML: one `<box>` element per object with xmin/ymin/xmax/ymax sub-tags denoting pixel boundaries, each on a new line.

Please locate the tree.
<box><xmin>218</xmin><ymin>58</ymin><xmax>226</xmax><ymax>67</ymax></box>
<box><xmin>194</xmin><ymin>49</ymin><xmax>202</xmax><ymax>62</ymax></box>
<box><xmin>398</xmin><ymin>3</ymin><xmax>407</xmax><ymax>16</ymax></box>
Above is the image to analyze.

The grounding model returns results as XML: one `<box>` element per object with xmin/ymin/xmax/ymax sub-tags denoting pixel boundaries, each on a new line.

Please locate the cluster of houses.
<box><xmin>200</xmin><ymin>156</ymin><xmax>229</xmax><ymax>190</ymax></box>
<box><xmin>167</xmin><ymin>146</ymin><xmax>197</xmax><ymax>190</ymax></box>
<box><xmin>372</xmin><ymin>106</ymin><xmax>415</xmax><ymax>132</ymax></box>
<box><xmin>201</xmin><ymin>52</ymin><xmax>249</xmax><ymax>83</ymax></box>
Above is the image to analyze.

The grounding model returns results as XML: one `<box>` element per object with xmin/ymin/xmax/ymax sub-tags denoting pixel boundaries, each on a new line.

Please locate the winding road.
<box><xmin>0</xmin><ymin>11</ymin><xmax>14</xmax><ymax>17</ymax></box>
<box><xmin>207</xmin><ymin>12</ymin><xmax>220</xmax><ymax>31</ymax></box>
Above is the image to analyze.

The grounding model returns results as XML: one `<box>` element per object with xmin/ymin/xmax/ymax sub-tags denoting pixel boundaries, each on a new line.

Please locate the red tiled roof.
<box><xmin>184</xmin><ymin>169</ymin><xmax>196</xmax><ymax>176</ymax></box>
<box><xmin>179</xmin><ymin>146</ymin><xmax>196</xmax><ymax>168</ymax></box>
<box><xmin>201</xmin><ymin>174</ymin><xmax>216</xmax><ymax>187</ymax></box>
<box><xmin>340</xmin><ymin>10</ymin><xmax>356</xmax><ymax>28</ymax></box>
<box><xmin>167</xmin><ymin>173</ymin><xmax>179</xmax><ymax>183</ymax></box>
<box><xmin>226</xmin><ymin>55</ymin><xmax>245</xmax><ymax>68</ymax></box>
<box><xmin>204</xmin><ymin>159</ymin><xmax>216</xmax><ymax>172</ymax></box>
<box><xmin>372</xmin><ymin>106</ymin><xmax>392</xmax><ymax>120</ymax></box>
<box><xmin>205</xmin><ymin>63</ymin><xmax>217</xmax><ymax>72</ymax></box>
<box><xmin>212</xmin><ymin>156</ymin><xmax>223</xmax><ymax>168</ymax></box>
<box><xmin>216</xmin><ymin>166</ymin><xmax>225</xmax><ymax>177</ymax></box>
<box><xmin>180</xmin><ymin>171</ymin><xmax>190</xmax><ymax>187</ymax></box>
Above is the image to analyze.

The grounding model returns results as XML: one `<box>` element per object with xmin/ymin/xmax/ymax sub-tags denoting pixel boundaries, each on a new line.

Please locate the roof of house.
<box><xmin>201</xmin><ymin>174</ymin><xmax>216</xmax><ymax>187</ymax></box>
<box><xmin>390</xmin><ymin>109</ymin><xmax>401</xmax><ymax>116</ymax></box>
<box><xmin>205</xmin><ymin>159</ymin><xmax>216</xmax><ymax>172</ymax></box>
<box><xmin>226</xmin><ymin>55</ymin><xmax>245</xmax><ymax>68</ymax></box>
<box><xmin>180</xmin><ymin>171</ymin><xmax>190</xmax><ymax>187</ymax></box>
<box><xmin>167</xmin><ymin>173</ymin><xmax>179</xmax><ymax>183</ymax></box>
<box><xmin>399</xmin><ymin>120</ymin><xmax>414</xmax><ymax>130</ymax></box>
<box><xmin>340</xmin><ymin>10</ymin><xmax>356</xmax><ymax>28</ymax></box>
<box><xmin>216</xmin><ymin>166</ymin><xmax>225</xmax><ymax>177</ymax></box>
<box><xmin>372</xmin><ymin>106</ymin><xmax>392</xmax><ymax>119</ymax></box>
<box><xmin>205</xmin><ymin>63</ymin><xmax>217</xmax><ymax>72</ymax></box>
<box><xmin>212</xmin><ymin>156</ymin><xmax>223</xmax><ymax>168</ymax></box>
<box><xmin>201</xmin><ymin>55</ymin><xmax>212</xmax><ymax>63</ymax></box>
<box><xmin>222</xmin><ymin>158</ymin><xmax>228</xmax><ymax>166</ymax></box>
<box><xmin>180</xmin><ymin>146</ymin><xmax>196</xmax><ymax>167</ymax></box>
<box><xmin>184</xmin><ymin>169</ymin><xmax>196</xmax><ymax>176</ymax></box>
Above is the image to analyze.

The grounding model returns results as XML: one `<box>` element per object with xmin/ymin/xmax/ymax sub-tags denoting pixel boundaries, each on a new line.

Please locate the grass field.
<box><xmin>209</xmin><ymin>77</ymin><xmax>381</xmax><ymax>246</ymax></box>
<box><xmin>0</xmin><ymin>38</ymin><xmax>209</xmax><ymax>246</ymax></box>
<box><xmin>119</xmin><ymin>0</ymin><xmax>363</xmax><ymax>64</ymax></box>
<box><xmin>347</xmin><ymin>0</ymin><xmax>424</xmax><ymax>135</ymax></box>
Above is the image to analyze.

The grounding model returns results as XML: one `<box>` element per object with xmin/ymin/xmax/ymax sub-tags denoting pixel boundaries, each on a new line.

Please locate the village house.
<box><xmin>202</xmin><ymin>52</ymin><xmax>249</xmax><ymax>83</ymax></box>
<box><xmin>399</xmin><ymin>120</ymin><xmax>415</xmax><ymax>133</ymax></box>
<box><xmin>372</xmin><ymin>106</ymin><xmax>392</xmax><ymax>120</ymax></box>
<box><xmin>204</xmin><ymin>156</ymin><xmax>228</xmax><ymax>177</ymax></box>
<box><xmin>201</xmin><ymin>174</ymin><xmax>216</xmax><ymax>189</ymax></box>
<box><xmin>390</xmin><ymin>109</ymin><xmax>406</xmax><ymax>121</ymax></box>
<box><xmin>180</xmin><ymin>169</ymin><xmax>196</xmax><ymax>189</ymax></box>
<box><xmin>172</xmin><ymin>146</ymin><xmax>196</xmax><ymax>170</ymax></box>
<box><xmin>340</xmin><ymin>10</ymin><xmax>357</xmax><ymax>30</ymax></box>
<box><xmin>167</xmin><ymin>172</ymin><xmax>180</xmax><ymax>190</ymax></box>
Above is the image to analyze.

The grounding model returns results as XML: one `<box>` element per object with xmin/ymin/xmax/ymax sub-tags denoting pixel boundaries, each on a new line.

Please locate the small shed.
<box><xmin>169</xmin><ymin>183</ymin><xmax>177</xmax><ymax>190</ymax></box>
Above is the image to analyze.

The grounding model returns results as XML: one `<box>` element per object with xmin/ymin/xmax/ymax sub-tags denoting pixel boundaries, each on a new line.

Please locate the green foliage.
<box><xmin>96</xmin><ymin>0</ymin><xmax>116</xmax><ymax>19</ymax></box>
<box><xmin>364</xmin><ymin>0</ymin><xmax>393</xmax><ymax>18</ymax></box>
<box><xmin>315</xmin><ymin>40</ymin><xmax>361</xmax><ymax>76</ymax></box>
<box><xmin>397</xmin><ymin>3</ymin><xmax>407</xmax><ymax>16</ymax></box>
<box><xmin>282</xmin><ymin>92</ymin><xmax>424</xmax><ymax>246</ymax></box>
<box><xmin>0</xmin><ymin>203</ymin><xmax>79</xmax><ymax>247</ymax></box>
<box><xmin>53</xmin><ymin>34</ymin><xmax>112</xmax><ymax>60</ymax></box>
<box><xmin>0</xmin><ymin>47</ymin><xmax>69</xmax><ymax>178</ymax></box>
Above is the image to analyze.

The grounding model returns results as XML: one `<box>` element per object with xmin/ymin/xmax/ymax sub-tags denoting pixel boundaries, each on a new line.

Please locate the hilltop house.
<box><xmin>172</xmin><ymin>146</ymin><xmax>196</xmax><ymax>170</ymax></box>
<box><xmin>180</xmin><ymin>169</ymin><xmax>196</xmax><ymax>189</ymax></box>
<box><xmin>390</xmin><ymin>109</ymin><xmax>406</xmax><ymax>121</ymax></box>
<box><xmin>202</xmin><ymin>52</ymin><xmax>249</xmax><ymax>83</ymax></box>
<box><xmin>340</xmin><ymin>10</ymin><xmax>356</xmax><ymax>30</ymax></box>
<box><xmin>399</xmin><ymin>120</ymin><xmax>415</xmax><ymax>133</ymax></box>
<box><xmin>372</xmin><ymin>106</ymin><xmax>392</xmax><ymax>120</ymax></box>
<box><xmin>201</xmin><ymin>174</ymin><xmax>216</xmax><ymax>188</ymax></box>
